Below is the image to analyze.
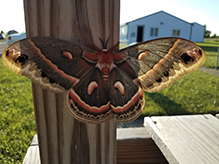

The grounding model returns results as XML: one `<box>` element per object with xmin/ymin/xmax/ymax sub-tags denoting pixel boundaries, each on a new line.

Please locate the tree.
<box><xmin>211</xmin><ymin>33</ymin><xmax>219</xmax><ymax>38</ymax></box>
<box><xmin>7</xmin><ymin>30</ymin><xmax>18</xmax><ymax>35</ymax></box>
<box><xmin>204</xmin><ymin>25</ymin><xmax>211</xmax><ymax>38</ymax></box>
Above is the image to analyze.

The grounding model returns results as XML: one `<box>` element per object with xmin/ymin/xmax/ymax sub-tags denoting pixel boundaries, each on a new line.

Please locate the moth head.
<box><xmin>2</xmin><ymin>47</ymin><xmax>29</xmax><ymax>74</ymax></box>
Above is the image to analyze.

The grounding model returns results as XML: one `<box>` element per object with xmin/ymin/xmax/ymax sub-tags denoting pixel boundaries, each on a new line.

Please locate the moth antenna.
<box><xmin>98</xmin><ymin>37</ymin><xmax>105</xmax><ymax>49</ymax></box>
<box><xmin>98</xmin><ymin>37</ymin><xmax>110</xmax><ymax>49</ymax></box>
<box><xmin>104</xmin><ymin>37</ymin><xmax>110</xmax><ymax>49</ymax></box>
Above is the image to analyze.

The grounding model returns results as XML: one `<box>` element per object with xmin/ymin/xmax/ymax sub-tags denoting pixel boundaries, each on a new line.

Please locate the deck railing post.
<box><xmin>23</xmin><ymin>0</ymin><xmax>119</xmax><ymax>163</ymax></box>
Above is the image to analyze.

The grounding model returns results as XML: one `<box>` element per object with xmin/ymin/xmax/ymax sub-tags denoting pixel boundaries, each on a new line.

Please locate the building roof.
<box><xmin>124</xmin><ymin>11</ymin><xmax>203</xmax><ymax>27</ymax></box>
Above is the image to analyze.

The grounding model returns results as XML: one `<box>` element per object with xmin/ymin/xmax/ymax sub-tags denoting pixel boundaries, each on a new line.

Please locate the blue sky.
<box><xmin>1</xmin><ymin>0</ymin><xmax>218</xmax><ymax>36</ymax></box>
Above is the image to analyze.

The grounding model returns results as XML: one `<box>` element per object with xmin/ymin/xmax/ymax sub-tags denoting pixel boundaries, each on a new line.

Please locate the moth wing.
<box><xmin>67</xmin><ymin>66</ymin><xmax>112</xmax><ymax>123</ymax></box>
<box><xmin>107</xmin><ymin>65</ymin><xmax>145</xmax><ymax>122</ymax></box>
<box><xmin>2</xmin><ymin>37</ymin><xmax>94</xmax><ymax>93</ymax></box>
<box><xmin>117</xmin><ymin>37</ymin><xmax>206</xmax><ymax>93</ymax></box>
<box><xmin>2</xmin><ymin>37</ymin><xmax>114</xmax><ymax>123</ymax></box>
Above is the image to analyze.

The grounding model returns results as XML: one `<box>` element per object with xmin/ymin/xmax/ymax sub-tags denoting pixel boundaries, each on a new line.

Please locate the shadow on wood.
<box><xmin>23</xmin><ymin>128</ymin><xmax>169</xmax><ymax>164</ymax></box>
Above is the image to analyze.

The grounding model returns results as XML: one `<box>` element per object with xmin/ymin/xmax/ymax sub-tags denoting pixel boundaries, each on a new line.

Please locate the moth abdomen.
<box><xmin>102</xmin><ymin>67</ymin><xmax>110</xmax><ymax>82</ymax></box>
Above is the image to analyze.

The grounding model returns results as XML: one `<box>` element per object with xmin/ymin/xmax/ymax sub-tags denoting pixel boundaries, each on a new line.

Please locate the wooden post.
<box><xmin>23</xmin><ymin>0</ymin><xmax>119</xmax><ymax>163</ymax></box>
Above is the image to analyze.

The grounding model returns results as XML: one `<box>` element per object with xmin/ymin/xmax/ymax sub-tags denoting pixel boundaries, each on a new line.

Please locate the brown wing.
<box><xmin>2</xmin><ymin>37</ymin><xmax>87</xmax><ymax>93</ymax></box>
<box><xmin>2</xmin><ymin>37</ymin><xmax>112</xmax><ymax>123</ymax></box>
<box><xmin>117</xmin><ymin>37</ymin><xmax>206</xmax><ymax>93</ymax></box>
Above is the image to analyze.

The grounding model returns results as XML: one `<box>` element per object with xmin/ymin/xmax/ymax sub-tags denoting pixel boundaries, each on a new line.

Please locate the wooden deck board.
<box><xmin>144</xmin><ymin>114</ymin><xmax>219</xmax><ymax>164</ymax></box>
<box><xmin>117</xmin><ymin>127</ymin><xmax>150</xmax><ymax>140</ymax></box>
<box><xmin>22</xmin><ymin>135</ymin><xmax>40</xmax><ymax>164</ymax></box>
<box><xmin>23</xmin><ymin>128</ymin><xmax>168</xmax><ymax>164</ymax></box>
<box><xmin>24</xmin><ymin>114</ymin><xmax>219</xmax><ymax>164</ymax></box>
<box><xmin>117</xmin><ymin>128</ymin><xmax>168</xmax><ymax>164</ymax></box>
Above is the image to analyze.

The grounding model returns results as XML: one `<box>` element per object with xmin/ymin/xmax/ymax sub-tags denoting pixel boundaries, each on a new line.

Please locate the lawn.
<box><xmin>142</xmin><ymin>70</ymin><xmax>219</xmax><ymax>116</ymax></box>
<box><xmin>0</xmin><ymin>39</ymin><xmax>219</xmax><ymax>163</ymax></box>
<box><xmin>196</xmin><ymin>40</ymin><xmax>219</xmax><ymax>69</ymax></box>
<box><xmin>0</xmin><ymin>60</ymin><xmax>36</xmax><ymax>163</ymax></box>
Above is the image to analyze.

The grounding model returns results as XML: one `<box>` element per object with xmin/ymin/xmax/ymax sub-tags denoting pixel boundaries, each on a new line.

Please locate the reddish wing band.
<box><xmin>117</xmin><ymin>37</ymin><xmax>206</xmax><ymax>93</ymax></box>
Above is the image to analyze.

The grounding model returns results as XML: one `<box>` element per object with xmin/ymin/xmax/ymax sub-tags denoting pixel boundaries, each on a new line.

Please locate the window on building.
<box><xmin>150</xmin><ymin>28</ymin><xmax>158</xmax><ymax>37</ymax></box>
<box><xmin>120</xmin><ymin>25</ymin><xmax>128</xmax><ymax>40</ymax></box>
<box><xmin>131</xmin><ymin>32</ymin><xmax>135</xmax><ymax>37</ymax></box>
<box><xmin>172</xmin><ymin>30</ymin><xmax>180</xmax><ymax>37</ymax></box>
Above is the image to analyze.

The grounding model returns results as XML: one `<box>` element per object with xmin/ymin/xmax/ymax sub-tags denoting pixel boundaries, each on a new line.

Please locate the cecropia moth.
<box><xmin>2</xmin><ymin>37</ymin><xmax>206</xmax><ymax>123</ymax></box>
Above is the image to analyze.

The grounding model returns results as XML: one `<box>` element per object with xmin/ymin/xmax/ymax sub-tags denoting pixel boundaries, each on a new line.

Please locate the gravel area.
<box><xmin>198</xmin><ymin>67</ymin><xmax>219</xmax><ymax>77</ymax></box>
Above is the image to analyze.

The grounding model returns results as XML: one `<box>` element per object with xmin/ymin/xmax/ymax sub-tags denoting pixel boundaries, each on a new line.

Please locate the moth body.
<box><xmin>2</xmin><ymin>37</ymin><xmax>206</xmax><ymax>123</ymax></box>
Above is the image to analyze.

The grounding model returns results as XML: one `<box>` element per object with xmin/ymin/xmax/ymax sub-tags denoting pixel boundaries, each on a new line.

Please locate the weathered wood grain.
<box><xmin>117</xmin><ymin>128</ymin><xmax>168</xmax><ymax>164</ymax></box>
<box><xmin>145</xmin><ymin>114</ymin><xmax>219</xmax><ymax>164</ymax></box>
<box><xmin>23</xmin><ymin>0</ymin><xmax>119</xmax><ymax>163</ymax></box>
<box><xmin>117</xmin><ymin>127</ymin><xmax>150</xmax><ymax>140</ymax></box>
<box><xmin>23</xmin><ymin>128</ymin><xmax>168</xmax><ymax>164</ymax></box>
<box><xmin>23</xmin><ymin>135</ymin><xmax>40</xmax><ymax>164</ymax></box>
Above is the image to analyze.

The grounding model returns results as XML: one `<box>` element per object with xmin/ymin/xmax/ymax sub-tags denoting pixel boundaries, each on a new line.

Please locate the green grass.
<box><xmin>1</xmin><ymin>39</ymin><xmax>219</xmax><ymax>163</ymax></box>
<box><xmin>0</xmin><ymin>60</ymin><xmax>36</xmax><ymax>163</ymax></box>
<box><xmin>203</xmin><ymin>38</ymin><xmax>219</xmax><ymax>43</ymax></box>
<box><xmin>142</xmin><ymin>70</ymin><xmax>219</xmax><ymax>116</ymax></box>
<box><xmin>196</xmin><ymin>41</ymin><xmax>219</xmax><ymax>69</ymax></box>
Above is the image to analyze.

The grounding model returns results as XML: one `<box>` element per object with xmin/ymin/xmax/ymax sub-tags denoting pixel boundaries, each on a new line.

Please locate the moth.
<box><xmin>2</xmin><ymin>37</ymin><xmax>206</xmax><ymax>123</ymax></box>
